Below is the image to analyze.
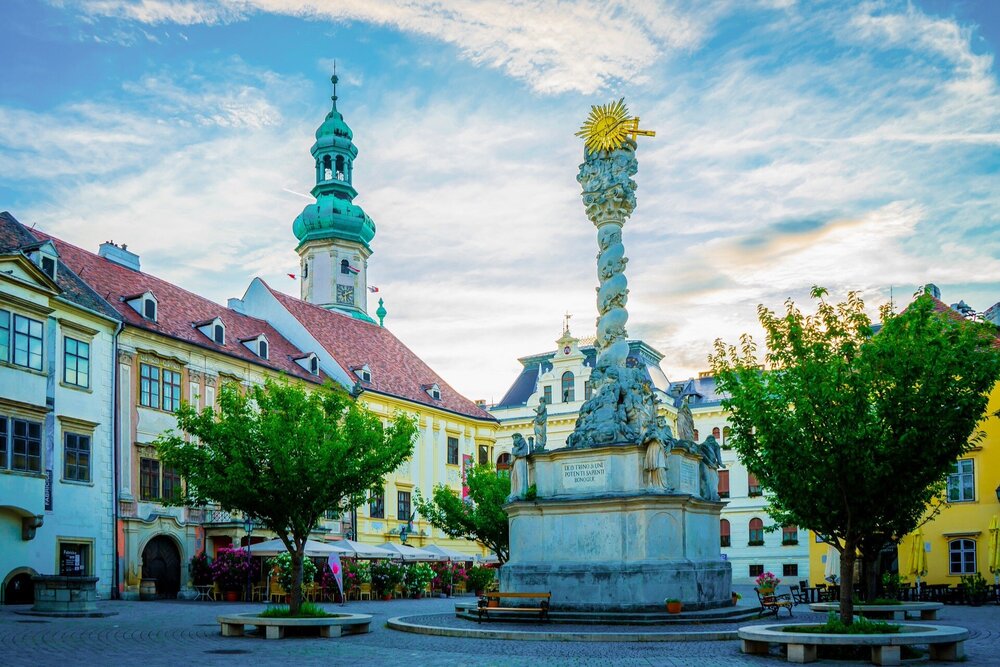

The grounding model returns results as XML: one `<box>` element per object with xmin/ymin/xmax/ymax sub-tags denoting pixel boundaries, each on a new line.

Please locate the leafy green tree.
<box><xmin>710</xmin><ymin>288</ymin><xmax>1000</xmax><ymax>624</ymax></box>
<box><xmin>156</xmin><ymin>379</ymin><xmax>416</xmax><ymax>614</ymax></box>
<box><xmin>414</xmin><ymin>464</ymin><xmax>510</xmax><ymax>563</ymax></box>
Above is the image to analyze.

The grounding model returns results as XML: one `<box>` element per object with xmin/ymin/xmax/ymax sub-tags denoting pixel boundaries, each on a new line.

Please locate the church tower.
<box><xmin>292</xmin><ymin>73</ymin><xmax>376</xmax><ymax>321</ymax></box>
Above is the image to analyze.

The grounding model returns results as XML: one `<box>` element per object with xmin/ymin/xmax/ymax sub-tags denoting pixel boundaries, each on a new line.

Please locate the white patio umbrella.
<box><xmin>247</xmin><ymin>538</ymin><xmax>350</xmax><ymax>558</ymax></box>
<box><xmin>376</xmin><ymin>542</ymin><xmax>439</xmax><ymax>561</ymax></box>
<box><xmin>324</xmin><ymin>539</ymin><xmax>394</xmax><ymax>559</ymax></box>
<box><xmin>475</xmin><ymin>553</ymin><xmax>500</xmax><ymax>565</ymax></box>
<box><xmin>422</xmin><ymin>544</ymin><xmax>475</xmax><ymax>561</ymax></box>
<box><xmin>824</xmin><ymin>544</ymin><xmax>841</xmax><ymax>584</ymax></box>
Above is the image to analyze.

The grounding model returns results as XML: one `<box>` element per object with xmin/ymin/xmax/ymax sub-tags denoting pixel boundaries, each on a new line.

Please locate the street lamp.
<box><xmin>243</xmin><ymin>516</ymin><xmax>255</xmax><ymax>603</ymax></box>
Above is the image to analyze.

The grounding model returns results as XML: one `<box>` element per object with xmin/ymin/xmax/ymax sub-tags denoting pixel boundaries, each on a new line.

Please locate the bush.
<box><xmin>404</xmin><ymin>563</ymin><xmax>435</xmax><ymax>596</ymax></box>
<box><xmin>430</xmin><ymin>562</ymin><xmax>467</xmax><ymax>593</ymax></box>
<box><xmin>267</xmin><ymin>552</ymin><xmax>317</xmax><ymax>593</ymax></box>
<box><xmin>784</xmin><ymin>613</ymin><xmax>900</xmax><ymax>635</ymax></box>
<box><xmin>189</xmin><ymin>551</ymin><xmax>213</xmax><ymax>586</ymax></box>
<box><xmin>211</xmin><ymin>548</ymin><xmax>253</xmax><ymax>590</ymax></box>
<box><xmin>466</xmin><ymin>566</ymin><xmax>496</xmax><ymax>593</ymax></box>
<box><xmin>343</xmin><ymin>560</ymin><xmax>371</xmax><ymax>594</ymax></box>
<box><xmin>371</xmin><ymin>561</ymin><xmax>404</xmax><ymax>598</ymax></box>
<box><xmin>258</xmin><ymin>602</ymin><xmax>333</xmax><ymax>618</ymax></box>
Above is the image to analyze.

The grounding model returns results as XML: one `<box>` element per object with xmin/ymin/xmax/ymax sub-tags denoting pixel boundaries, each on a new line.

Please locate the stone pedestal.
<box><xmin>31</xmin><ymin>576</ymin><xmax>99</xmax><ymax>613</ymax></box>
<box><xmin>501</xmin><ymin>445</ymin><xmax>731</xmax><ymax>612</ymax></box>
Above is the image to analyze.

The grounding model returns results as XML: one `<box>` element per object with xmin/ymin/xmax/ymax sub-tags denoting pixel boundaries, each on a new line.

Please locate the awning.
<box><xmin>422</xmin><ymin>544</ymin><xmax>476</xmax><ymax>561</ymax></box>
<box><xmin>323</xmin><ymin>539</ymin><xmax>394</xmax><ymax>559</ymax></box>
<box><xmin>247</xmin><ymin>538</ymin><xmax>350</xmax><ymax>558</ymax></box>
<box><xmin>376</xmin><ymin>542</ymin><xmax>441</xmax><ymax>561</ymax></box>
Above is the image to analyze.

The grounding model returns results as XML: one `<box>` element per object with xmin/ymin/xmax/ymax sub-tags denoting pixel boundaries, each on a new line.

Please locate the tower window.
<box><xmin>323</xmin><ymin>155</ymin><xmax>333</xmax><ymax>181</ymax></box>
<box><xmin>302</xmin><ymin>262</ymin><xmax>309</xmax><ymax>279</ymax></box>
<box><xmin>562</xmin><ymin>371</ymin><xmax>575</xmax><ymax>402</ymax></box>
<box><xmin>213</xmin><ymin>324</ymin><xmax>224</xmax><ymax>345</ymax></box>
<box><xmin>340</xmin><ymin>259</ymin><xmax>350</xmax><ymax>275</ymax></box>
<box><xmin>335</xmin><ymin>155</ymin><xmax>345</xmax><ymax>180</ymax></box>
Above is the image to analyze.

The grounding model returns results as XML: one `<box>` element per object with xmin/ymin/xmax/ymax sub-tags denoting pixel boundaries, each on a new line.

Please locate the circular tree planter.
<box><xmin>739</xmin><ymin>622</ymin><xmax>968</xmax><ymax>665</ymax></box>
<box><xmin>217</xmin><ymin>612</ymin><xmax>372</xmax><ymax>640</ymax></box>
<box><xmin>808</xmin><ymin>601</ymin><xmax>943</xmax><ymax>621</ymax></box>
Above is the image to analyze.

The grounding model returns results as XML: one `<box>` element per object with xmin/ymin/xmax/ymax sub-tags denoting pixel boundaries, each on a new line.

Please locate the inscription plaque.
<box><xmin>680</xmin><ymin>459</ymin><xmax>697</xmax><ymax>493</ymax></box>
<box><xmin>561</xmin><ymin>460</ymin><xmax>607</xmax><ymax>490</ymax></box>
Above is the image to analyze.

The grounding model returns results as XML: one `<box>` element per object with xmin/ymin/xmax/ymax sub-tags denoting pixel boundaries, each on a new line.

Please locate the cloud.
<box><xmin>71</xmin><ymin>0</ymin><xmax>716</xmax><ymax>94</ymax></box>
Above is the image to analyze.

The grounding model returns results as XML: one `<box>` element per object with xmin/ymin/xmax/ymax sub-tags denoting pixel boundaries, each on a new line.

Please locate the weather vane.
<box><xmin>575</xmin><ymin>98</ymin><xmax>655</xmax><ymax>153</ymax></box>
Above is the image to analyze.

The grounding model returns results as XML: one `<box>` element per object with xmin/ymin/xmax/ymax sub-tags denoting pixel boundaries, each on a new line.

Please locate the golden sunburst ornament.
<box><xmin>576</xmin><ymin>98</ymin><xmax>655</xmax><ymax>153</ymax></box>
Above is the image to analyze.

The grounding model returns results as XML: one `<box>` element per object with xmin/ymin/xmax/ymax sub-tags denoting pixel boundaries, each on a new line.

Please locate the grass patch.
<box><xmin>783</xmin><ymin>613</ymin><xmax>900</xmax><ymax>635</ymax></box>
<box><xmin>258</xmin><ymin>602</ymin><xmax>334</xmax><ymax>618</ymax></box>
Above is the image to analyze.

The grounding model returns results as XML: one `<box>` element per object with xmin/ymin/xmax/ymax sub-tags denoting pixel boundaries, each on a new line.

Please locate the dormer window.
<box><xmin>28</xmin><ymin>240</ymin><xmax>59</xmax><ymax>281</ymax></box>
<box><xmin>425</xmin><ymin>383</ymin><xmax>441</xmax><ymax>401</ymax></box>
<box><xmin>241</xmin><ymin>334</ymin><xmax>269</xmax><ymax>359</ymax></box>
<box><xmin>353</xmin><ymin>364</ymin><xmax>372</xmax><ymax>383</ymax></box>
<box><xmin>41</xmin><ymin>256</ymin><xmax>56</xmax><ymax>280</ymax></box>
<box><xmin>294</xmin><ymin>352</ymin><xmax>320</xmax><ymax>376</ymax></box>
<box><xmin>194</xmin><ymin>317</ymin><xmax>225</xmax><ymax>345</ymax></box>
<box><xmin>125</xmin><ymin>291</ymin><xmax>158</xmax><ymax>323</ymax></box>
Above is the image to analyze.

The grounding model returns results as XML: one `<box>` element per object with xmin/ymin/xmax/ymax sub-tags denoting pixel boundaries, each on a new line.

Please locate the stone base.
<box><xmin>31</xmin><ymin>576</ymin><xmax>99</xmax><ymax>614</ymax></box>
<box><xmin>500</xmin><ymin>560</ymin><xmax>731</xmax><ymax>612</ymax></box>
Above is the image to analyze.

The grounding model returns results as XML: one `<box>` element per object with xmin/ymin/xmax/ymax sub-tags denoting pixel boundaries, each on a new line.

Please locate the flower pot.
<box><xmin>732</xmin><ymin>593</ymin><xmax>740</xmax><ymax>606</ymax></box>
<box><xmin>382</xmin><ymin>594</ymin><xmax>393</xmax><ymax>601</ymax></box>
<box><xmin>488</xmin><ymin>599</ymin><xmax>500</xmax><ymax>608</ymax></box>
<box><xmin>758</xmin><ymin>587</ymin><xmax>774</xmax><ymax>597</ymax></box>
<box><xmin>666</xmin><ymin>600</ymin><xmax>682</xmax><ymax>614</ymax></box>
<box><xmin>224</xmin><ymin>590</ymin><xmax>240</xmax><ymax>602</ymax></box>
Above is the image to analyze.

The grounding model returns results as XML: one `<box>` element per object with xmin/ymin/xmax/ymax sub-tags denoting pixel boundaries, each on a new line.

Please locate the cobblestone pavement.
<box><xmin>2</xmin><ymin>595</ymin><xmax>999</xmax><ymax>667</ymax></box>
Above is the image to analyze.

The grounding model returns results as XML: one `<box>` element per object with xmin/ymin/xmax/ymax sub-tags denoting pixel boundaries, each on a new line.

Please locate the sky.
<box><xmin>1</xmin><ymin>0</ymin><xmax>998</xmax><ymax>403</ymax></box>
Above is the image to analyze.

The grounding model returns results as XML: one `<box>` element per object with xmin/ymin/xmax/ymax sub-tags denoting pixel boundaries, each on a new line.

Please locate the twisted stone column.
<box><xmin>577</xmin><ymin>140</ymin><xmax>638</xmax><ymax>370</ymax></box>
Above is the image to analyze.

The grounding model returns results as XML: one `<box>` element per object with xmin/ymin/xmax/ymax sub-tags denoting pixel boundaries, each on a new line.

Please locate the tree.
<box><xmin>710</xmin><ymin>288</ymin><xmax>1000</xmax><ymax>624</ymax></box>
<box><xmin>414</xmin><ymin>464</ymin><xmax>510</xmax><ymax>563</ymax></box>
<box><xmin>156</xmin><ymin>379</ymin><xmax>417</xmax><ymax>614</ymax></box>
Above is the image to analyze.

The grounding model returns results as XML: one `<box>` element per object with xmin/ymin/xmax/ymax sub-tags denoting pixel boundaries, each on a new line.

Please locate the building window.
<box><xmin>63</xmin><ymin>337</ymin><xmax>91</xmax><ymax>387</ymax></box>
<box><xmin>369</xmin><ymin>491</ymin><xmax>385</xmax><ymax>519</ymax></box>
<box><xmin>140</xmin><ymin>363</ymin><xmax>161</xmax><ymax>408</ymax></box>
<box><xmin>496</xmin><ymin>452</ymin><xmax>511</xmax><ymax>471</ymax></box>
<box><xmin>543</xmin><ymin>386</ymin><xmax>552</xmax><ymax>405</ymax></box>
<box><xmin>162</xmin><ymin>465</ymin><xmax>181</xmax><ymax>501</ymax></box>
<box><xmin>13</xmin><ymin>314</ymin><xmax>44</xmax><ymax>370</ymax></box>
<box><xmin>0</xmin><ymin>417</ymin><xmax>6</xmax><ymax>469</ymax></box>
<box><xmin>9</xmin><ymin>417</ymin><xmax>42</xmax><ymax>473</ymax></box>
<box><xmin>143</xmin><ymin>298</ymin><xmax>156</xmax><ymax>321</ymax></box>
<box><xmin>718</xmin><ymin>469</ymin><xmax>730</xmax><ymax>498</ymax></box>
<box><xmin>41</xmin><ymin>256</ymin><xmax>56</xmax><ymax>280</ymax></box>
<box><xmin>0</xmin><ymin>309</ymin><xmax>10</xmax><ymax>362</ymax></box>
<box><xmin>947</xmin><ymin>460</ymin><xmax>974</xmax><ymax>502</ymax></box>
<box><xmin>949</xmin><ymin>539</ymin><xmax>976</xmax><ymax>575</ymax></box>
<box><xmin>63</xmin><ymin>433</ymin><xmax>91</xmax><ymax>483</ymax></box>
<box><xmin>258</xmin><ymin>340</ymin><xmax>268</xmax><ymax>360</ymax></box>
<box><xmin>397</xmin><ymin>491</ymin><xmax>411</xmax><ymax>521</ymax></box>
<box><xmin>782</xmin><ymin>525</ymin><xmax>798</xmax><ymax>545</ymax></box>
<box><xmin>478</xmin><ymin>444</ymin><xmax>489</xmax><ymax>465</ymax></box>
<box><xmin>749</xmin><ymin>564</ymin><xmax>764</xmax><ymax>578</ymax></box>
<box><xmin>140</xmin><ymin>457</ymin><xmax>160</xmax><ymax>500</ymax></box>
<box><xmin>783</xmin><ymin>563</ymin><xmax>799</xmax><ymax>577</ymax></box>
<box><xmin>720</xmin><ymin>519</ymin><xmax>731</xmax><ymax>547</ymax></box>
<box><xmin>162</xmin><ymin>370</ymin><xmax>182</xmax><ymax>412</ymax></box>
<box><xmin>748</xmin><ymin>472</ymin><xmax>762</xmax><ymax>497</ymax></box>
<box><xmin>58</xmin><ymin>542</ymin><xmax>91</xmax><ymax>576</ymax></box>
<box><xmin>722</xmin><ymin>426</ymin><xmax>732</xmax><ymax>449</ymax></box>
<box><xmin>213</xmin><ymin>324</ymin><xmax>225</xmax><ymax>345</ymax></box>
<box><xmin>447</xmin><ymin>436</ymin><xmax>459</xmax><ymax>465</ymax></box>
<box><xmin>561</xmin><ymin>371</ymin><xmax>575</xmax><ymax>402</ymax></box>
<box><xmin>310</xmin><ymin>356</ymin><xmax>319</xmax><ymax>375</ymax></box>
<box><xmin>584</xmin><ymin>380</ymin><xmax>592</xmax><ymax>401</ymax></box>
<box><xmin>749</xmin><ymin>518</ymin><xmax>764</xmax><ymax>546</ymax></box>
<box><xmin>340</xmin><ymin>259</ymin><xmax>350</xmax><ymax>275</ymax></box>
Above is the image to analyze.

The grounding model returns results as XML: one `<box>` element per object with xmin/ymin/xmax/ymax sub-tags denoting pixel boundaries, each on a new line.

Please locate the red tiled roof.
<box><xmin>261</xmin><ymin>281</ymin><xmax>495</xmax><ymax>421</ymax></box>
<box><xmin>34</xmin><ymin>230</ymin><xmax>323</xmax><ymax>383</ymax></box>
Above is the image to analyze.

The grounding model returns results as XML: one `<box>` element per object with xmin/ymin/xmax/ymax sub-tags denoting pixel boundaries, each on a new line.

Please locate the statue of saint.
<box><xmin>533</xmin><ymin>397</ymin><xmax>548</xmax><ymax>451</ymax></box>
<box><xmin>508</xmin><ymin>433</ymin><xmax>530</xmax><ymax>501</ymax></box>
<box><xmin>676</xmin><ymin>394</ymin><xmax>696</xmax><ymax>443</ymax></box>
<box><xmin>698</xmin><ymin>435</ymin><xmax>722</xmax><ymax>501</ymax></box>
<box><xmin>643</xmin><ymin>440</ymin><xmax>669</xmax><ymax>490</ymax></box>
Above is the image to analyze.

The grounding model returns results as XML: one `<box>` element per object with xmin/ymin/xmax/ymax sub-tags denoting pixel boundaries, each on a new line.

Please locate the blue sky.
<box><xmin>2</xmin><ymin>0</ymin><xmax>998</xmax><ymax>402</ymax></box>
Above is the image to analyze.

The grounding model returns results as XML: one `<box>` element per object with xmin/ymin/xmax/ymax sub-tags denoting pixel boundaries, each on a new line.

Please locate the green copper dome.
<box><xmin>293</xmin><ymin>73</ymin><xmax>375</xmax><ymax>252</ymax></box>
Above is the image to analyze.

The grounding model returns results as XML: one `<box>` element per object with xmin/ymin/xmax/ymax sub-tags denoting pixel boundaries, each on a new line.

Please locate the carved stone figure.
<box><xmin>698</xmin><ymin>435</ymin><xmax>722</xmax><ymax>501</ymax></box>
<box><xmin>533</xmin><ymin>398</ymin><xmax>548</xmax><ymax>451</ymax></box>
<box><xmin>676</xmin><ymin>395</ymin><xmax>696</xmax><ymax>443</ymax></box>
<box><xmin>508</xmin><ymin>433</ymin><xmax>530</xmax><ymax>502</ymax></box>
<box><xmin>644</xmin><ymin>440</ymin><xmax>670</xmax><ymax>490</ymax></box>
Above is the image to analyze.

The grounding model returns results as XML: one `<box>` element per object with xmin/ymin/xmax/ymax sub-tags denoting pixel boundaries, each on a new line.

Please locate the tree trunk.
<box><xmin>862</xmin><ymin>551</ymin><xmax>879</xmax><ymax>602</ymax></box>
<box><xmin>839</xmin><ymin>541</ymin><xmax>856</xmax><ymax>625</ymax></box>
<box><xmin>290</xmin><ymin>550</ymin><xmax>304</xmax><ymax>615</ymax></box>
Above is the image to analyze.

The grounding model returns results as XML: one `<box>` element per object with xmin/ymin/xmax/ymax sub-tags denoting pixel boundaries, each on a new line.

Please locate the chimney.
<box><xmin>98</xmin><ymin>241</ymin><xmax>140</xmax><ymax>271</ymax></box>
<box><xmin>923</xmin><ymin>283</ymin><xmax>941</xmax><ymax>300</ymax></box>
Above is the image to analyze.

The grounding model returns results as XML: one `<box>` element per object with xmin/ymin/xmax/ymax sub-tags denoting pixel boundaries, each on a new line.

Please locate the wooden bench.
<box><xmin>755</xmin><ymin>587</ymin><xmax>794</xmax><ymax>618</ymax></box>
<box><xmin>476</xmin><ymin>592</ymin><xmax>551</xmax><ymax>623</ymax></box>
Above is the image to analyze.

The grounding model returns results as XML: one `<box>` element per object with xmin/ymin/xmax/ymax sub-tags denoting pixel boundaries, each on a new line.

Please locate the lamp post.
<box><xmin>243</xmin><ymin>516</ymin><xmax>255</xmax><ymax>603</ymax></box>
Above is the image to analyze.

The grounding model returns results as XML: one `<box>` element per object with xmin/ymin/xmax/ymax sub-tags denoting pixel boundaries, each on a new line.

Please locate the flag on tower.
<box><xmin>347</xmin><ymin>264</ymin><xmax>360</xmax><ymax>274</ymax></box>
<box><xmin>287</xmin><ymin>273</ymin><xmax>296</xmax><ymax>280</ymax></box>
<box><xmin>368</xmin><ymin>286</ymin><xmax>379</xmax><ymax>293</ymax></box>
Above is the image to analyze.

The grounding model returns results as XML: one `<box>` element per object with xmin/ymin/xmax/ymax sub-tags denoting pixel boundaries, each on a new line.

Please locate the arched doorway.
<box><xmin>142</xmin><ymin>535</ymin><xmax>181</xmax><ymax>598</ymax></box>
<box><xmin>3</xmin><ymin>570</ymin><xmax>35</xmax><ymax>604</ymax></box>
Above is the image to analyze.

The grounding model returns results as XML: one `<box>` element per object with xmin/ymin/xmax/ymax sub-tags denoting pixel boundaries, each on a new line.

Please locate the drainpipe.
<box><xmin>110</xmin><ymin>320</ymin><xmax>123</xmax><ymax>599</ymax></box>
